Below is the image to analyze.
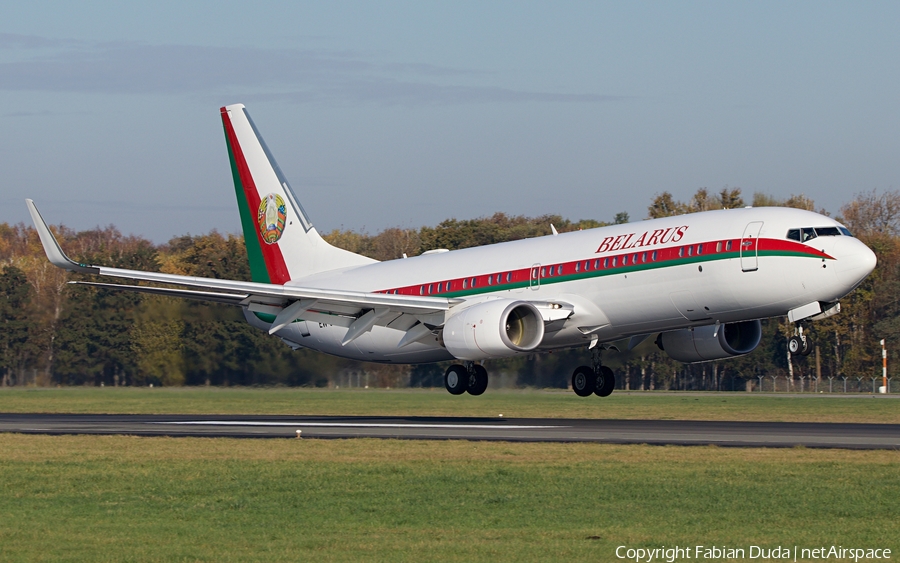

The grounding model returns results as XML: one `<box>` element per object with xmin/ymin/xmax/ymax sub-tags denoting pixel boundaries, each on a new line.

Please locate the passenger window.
<box><xmin>716</xmin><ymin>242</ymin><xmax>722</xmax><ymax>252</ymax></box>
<box><xmin>786</xmin><ymin>229</ymin><xmax>801</xmax><ymax>242</ymax></box>
<box><xmin>697</xmin><ymin>244</ymin><xmax>703</xmax><ymax>255</ymax></box>
<box><xmin>419</xmin><ymin>286</ymin><xmax>424</xmax><ymax>295</ymax></box>
<box><xmin>558</xmin><ymin>265</ymin><xmax>563</xmax><ymax>275</ymax></box>
<box><xmin>541</xmin><ymin>267</ymin><xmax>546</xmax><ymax>277</ymax></box>
<box><xmin>596</xmin><ymin>259</ymin><xmax>602</xmax><ymax>269</ymax></box>
<box><xmin>575</xmin><ymin>262</ymin><xmax>580</xmax><ymax>273</ymax></box>
<box><xmin>678</xmin><ymin>247</ymin><xmax>684</xmax><ymax>257</ymax></box>
<box><xmin>446</xmin><ymin>281</ymin><xmax>452</xmax><ymax>291</ymax></box>
<box><xmin>506</xmin><ymin>272</ymin><xmax>512</xmax><ymax>283</ymax></box>
<box><xmin>651</xmin><ymin>251</ymin><xmax>657</xmax><ymax>261</ymax></box>
<box><xmin>428</xmin><ymin>284</ymin><xmax>433</xmax><ymax>294</ymax></box>
<box><xmin>462</xmin><ymin>279</ymin><xmax>468</xmax><ymax>289</ymax></box>
<box><xmin>487</xmin><ymin>275</ymin><xmax>493</xmax><ymax>286</ymax></box>
<box><xmin>642</xmin><ymin>252</ymin><xmax>647</xmax><ymax>263</ymax></box>
<box><xmin>611</xmin><ymin>257</ymin><xmax>617</xmax><ymax>267</ymax></box>
<box><xmin>438</xmin><ymin>282</ymin><xmax>443</xmax><ymax>292</ymax></box>
<box><xmin>622</xmin><ymin>255</ymin><xmax>629</xmax><ymax>265</ymax></box>
<box><xmin>801</xmin><ymin>227</ymin><xmax>817</xmax><ymax>242</ymax></box>
<box><xmin>687</xmin><ymin>246</ymin><xmax>693</xmax><ymax>257</ymax></box>
<box><xmin>585</xmin><ymin>260</ymin><xmax>591</xmax><ymax>271</ymax></box>
<box><xmin>726</xmin><ymin>240</ymin><xmax>732</xmax><ymax>251</ymax></box>
<box><xmin>471</xmin><ymin>277</ymin><xmax>477</xmax><ymax>287</ymax></box>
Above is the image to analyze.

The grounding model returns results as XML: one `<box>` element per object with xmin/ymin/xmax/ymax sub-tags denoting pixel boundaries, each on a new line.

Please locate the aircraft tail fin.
<box><xmin>220</xmin><ymin>104</ymin><xmax>375</xmax><ymax>284</ymax></box>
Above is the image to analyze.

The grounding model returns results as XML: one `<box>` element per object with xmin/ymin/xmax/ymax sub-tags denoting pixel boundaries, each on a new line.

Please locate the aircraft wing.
<box><xmin>27</xmin><ymin>199</ymin><xmax>458</xmax><ymax>344</ymax></box>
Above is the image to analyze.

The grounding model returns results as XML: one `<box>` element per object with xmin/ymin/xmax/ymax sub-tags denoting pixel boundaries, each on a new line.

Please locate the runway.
<box><xmin>1</xmin><ymin>413</ymin><xmax>898</xmax><ymax>449</ymax></box>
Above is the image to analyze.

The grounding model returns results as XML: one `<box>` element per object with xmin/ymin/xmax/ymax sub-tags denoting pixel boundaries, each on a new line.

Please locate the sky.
<box><xmin>1</xmin><ymin>1</ymin><xmax>898</xmax><ymax>243</ymax></box>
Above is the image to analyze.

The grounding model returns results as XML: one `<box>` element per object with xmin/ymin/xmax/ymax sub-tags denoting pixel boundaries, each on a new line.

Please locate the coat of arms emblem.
<box><xmin>257</xmin><ymin>193</ymin><xmax>287</xmax><ymax>244</ymax></box>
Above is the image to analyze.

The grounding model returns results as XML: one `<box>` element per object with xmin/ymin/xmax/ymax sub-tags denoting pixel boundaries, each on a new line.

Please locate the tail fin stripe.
<box><xmin>221</xmin><ymin>107</ymin><xmax>291</xmax><ymax>285</ymax></box>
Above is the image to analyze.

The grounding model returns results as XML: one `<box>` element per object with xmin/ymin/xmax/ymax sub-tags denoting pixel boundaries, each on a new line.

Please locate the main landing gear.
<box><xmin>444</xmin><ymin>362</ymin><xmax>488</xmax><ymax>396</ymax></box>
<box><xmin>788</xmin><ymin>325</ymin><xmax>813</xmax><ymax>356</ymax></box>
<box><xmin>572</xmin><ymin>347</ymin><xmax>615</xmax><ymax>397</ymax></box>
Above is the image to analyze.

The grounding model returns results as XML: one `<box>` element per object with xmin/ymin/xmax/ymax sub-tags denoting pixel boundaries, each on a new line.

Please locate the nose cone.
<box><xmin>832</xmin><ymin>237</ymin><xmax>877</xmax><ymax>295</ymax></box>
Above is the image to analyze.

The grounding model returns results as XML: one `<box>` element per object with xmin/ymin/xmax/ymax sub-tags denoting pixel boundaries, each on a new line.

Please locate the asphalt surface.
<box><xmin>1</xmin><ymin>413</ymin><xmax>899</xmax><ymax>449</ymax></box>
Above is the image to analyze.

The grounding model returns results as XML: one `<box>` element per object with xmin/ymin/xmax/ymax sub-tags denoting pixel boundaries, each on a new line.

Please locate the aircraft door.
<box><xmin>740</xmin><ymin>221</ymin><xmax>763</xmax><ymax>272</ymax></box>
<box><xmin>530</xmin><ymin>263</ymin><xmax>541</xmax><ymax>290</ymax></box>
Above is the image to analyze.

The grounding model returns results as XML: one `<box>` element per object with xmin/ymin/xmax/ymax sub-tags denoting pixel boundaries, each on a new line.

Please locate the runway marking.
<box><xmin>149</xmin><ymin>421</ymin><xmax>563</xmax><ymax>430</ymax></box>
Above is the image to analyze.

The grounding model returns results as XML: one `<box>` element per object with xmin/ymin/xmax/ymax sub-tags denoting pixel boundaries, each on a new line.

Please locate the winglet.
<box><xmin>25</xmin><ymin>199</ymin><xmax>98</xmax><ymax>273</ymax></box>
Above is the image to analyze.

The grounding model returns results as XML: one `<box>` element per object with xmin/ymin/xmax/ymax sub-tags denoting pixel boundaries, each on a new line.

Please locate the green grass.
<box><xmin>1</xmin><ymin>387</ymin><xmax>899</xmax><ymax>423</ymax></box>
<box><xmin>0</xmin><ymin>435</ymin><xmax>897</xmax><ymax>562</ymax></box>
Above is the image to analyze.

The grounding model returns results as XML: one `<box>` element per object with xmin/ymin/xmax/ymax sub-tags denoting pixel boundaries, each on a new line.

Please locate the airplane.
<box><xmin>26</xmin><ymin>103</ymin><xmax>877</xmax><ymax>397</ymax></box>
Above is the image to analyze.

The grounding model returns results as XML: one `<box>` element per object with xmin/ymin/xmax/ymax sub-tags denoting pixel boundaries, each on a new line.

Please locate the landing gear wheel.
<box><xmin>444</xmin><ymin>364</ymin><xmax>468</xmax><ymax>395</ymax></box>
<box><xmin>595</xmin><ymin>366</ymin><xmax>615</xmax><ymax>397</ymax></box>
<box><xmin>572</xmin><ymin>366</ymin><xmax>596</xmax><ymax>397</ymax></box>
<box><xmin>800</xmin><ymin>337</ymin><xmax>812</xmax><ymax>356</ymax></box>
<box><xmin>788</xmin><ymin>336</ymin><xmax>803</xmax><ymax>355</ymax></box>
<box><xmin>467</xmin><ymin>365</ymin><xmax>489</xmax><ymax>396</ymax></box>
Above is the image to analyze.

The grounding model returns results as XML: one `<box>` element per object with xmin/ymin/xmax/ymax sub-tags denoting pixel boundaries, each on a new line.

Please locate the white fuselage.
<box><xmin>247</xmin><ymin>207</ymin><xmax>875</xmax><ymax>363</ymax></box>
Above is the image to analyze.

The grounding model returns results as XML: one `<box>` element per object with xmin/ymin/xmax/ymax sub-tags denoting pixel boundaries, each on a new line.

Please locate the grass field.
<box><xmin>1</xmin><ymin>386</ymin><xmax>898</xmax><ymax>423</ymax></box>
<box><xmin>0</xmin><ymin>435</ymin><xmax>898</xmax><ymax>562</ymax></box>
<box><xmin>2</xmin><ymin>390</ymin><xmax>897</xmax><ymax>561</ymax></box>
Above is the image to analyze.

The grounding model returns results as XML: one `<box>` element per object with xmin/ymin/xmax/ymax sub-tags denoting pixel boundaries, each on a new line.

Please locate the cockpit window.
<box><xmin>787</xmin><ymin>225</ymin><xmax>852</xmax><ymax>241</ymax></box>
<box><xmin>814</xmin><ymin>226</ymin><xmax>841</xmax><ymax>237</ymax></box>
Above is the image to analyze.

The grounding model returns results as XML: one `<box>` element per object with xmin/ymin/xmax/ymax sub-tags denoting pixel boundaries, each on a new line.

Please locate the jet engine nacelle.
<box><xmin>659</xmin><ymin>320</ymin><xmax>762</xmax><ymax>363</ymax></box>
<box><xmin>442</xmin><ymin>299</ymin><xmax>545</xmax><ymax>360</ymax></box>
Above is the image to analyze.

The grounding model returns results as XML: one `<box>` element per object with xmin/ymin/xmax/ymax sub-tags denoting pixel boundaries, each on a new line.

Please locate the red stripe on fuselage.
<box><xmin>376</xmin><ymin>237</ymin><xmax>835</xmax><ymax>296</ymax></box>
<box><xmin>220</xmin><ymin>107</ymin><xmax>291</xmax><ymax>285</ymax></box>
<box><xmin>757</xmin><ymin>238</ymin><xmax>833</xmax><ymax>258</ymax></box>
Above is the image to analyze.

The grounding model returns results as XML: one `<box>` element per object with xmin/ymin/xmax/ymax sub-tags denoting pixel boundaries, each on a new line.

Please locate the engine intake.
<box><xmin>442</xmin><ymin>299</ymin><xmax>544</xmax><ymax>360</ymax></box>
<box><xmin>658</xmin><ymin>320</ymin><xmax>762</xmax><ymax>363</ymax></box>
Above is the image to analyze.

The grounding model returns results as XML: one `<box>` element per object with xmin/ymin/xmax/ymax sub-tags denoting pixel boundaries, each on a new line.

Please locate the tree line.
<box><xmin>1</xmin><ymin>188</ymin><xmax>898</xmax><ymax>389</ymax></box>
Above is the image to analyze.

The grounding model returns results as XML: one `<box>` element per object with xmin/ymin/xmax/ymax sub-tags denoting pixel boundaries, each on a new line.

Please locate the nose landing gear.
<box><xmin>788</xmin><ymin>326</ymin><xmax>813</xmax><ymax>356</ymax></box>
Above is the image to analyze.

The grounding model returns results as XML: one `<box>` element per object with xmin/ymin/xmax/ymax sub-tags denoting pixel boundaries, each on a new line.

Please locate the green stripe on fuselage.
<box><xmin>437</xmin><ymin>249</ymin><xmax>825</xmax><ymax>299</ymax></box>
